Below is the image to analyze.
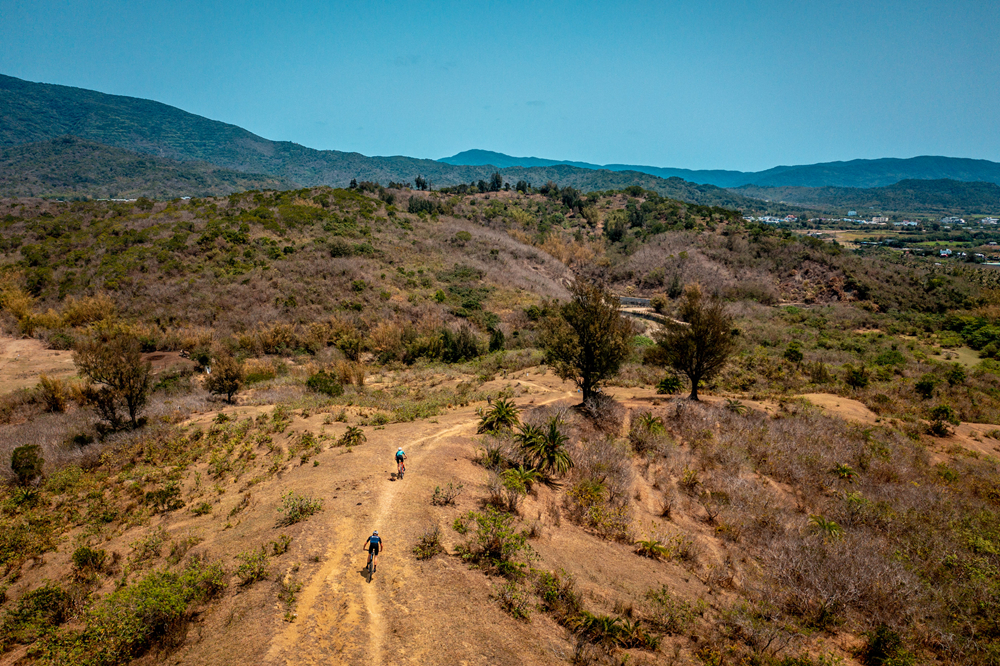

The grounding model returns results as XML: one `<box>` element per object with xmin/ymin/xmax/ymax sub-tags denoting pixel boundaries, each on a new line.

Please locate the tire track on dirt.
<box><xmin>266</xmin><ymin>420</ymin><xmax>473</xmax><ymax>665</ymax></box>
<box><xmin>361</xmin><ymin>421</ymin><xmax>473</xmax><ymax>664</ymax></box>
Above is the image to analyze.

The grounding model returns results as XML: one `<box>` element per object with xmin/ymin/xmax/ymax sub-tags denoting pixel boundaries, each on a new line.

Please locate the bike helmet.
<box><xmin>373</xmin><ymin>530</ymin><xmax>378</xmax><ymax>535</ymax></box>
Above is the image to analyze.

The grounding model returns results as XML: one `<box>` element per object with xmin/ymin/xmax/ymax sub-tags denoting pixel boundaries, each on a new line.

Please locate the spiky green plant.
<box><xmin>477</xmin><ymin>398</ymin><xmax>520</xmax><ymax>434</ymax></box>
<box><xmin>724</xmin><ymin>398</ymin><xmax>749</xmax><ymax>416</ymax></box>
<box><xmin>337</xmin><ymin>426</ymin><xmax>366</xmax><ymax>447</ymax></box>
<box><xmin>809</xmin><ymin>514</ymin><xmax>844</xmax><ymax>540</ymax></box>
<box><xmin>517</xmin><ymin>417</ymin><xmax>573</xmax><ymax>476</ymax></box>
<box><xmin>635</xmin><ymin>538</ymin><xmax>670</xmax><ymax>560</ymax></box>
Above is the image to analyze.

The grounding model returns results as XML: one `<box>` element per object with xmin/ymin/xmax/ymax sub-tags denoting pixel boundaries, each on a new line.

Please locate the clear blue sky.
<box><xmin>2</xmin><ymin>0</ymin><xmax>998</xmax><ymax>171</ymax></box>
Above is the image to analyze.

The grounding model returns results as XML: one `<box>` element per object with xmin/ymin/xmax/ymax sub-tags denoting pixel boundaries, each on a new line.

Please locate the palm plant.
<box><xmin>634</xmin><ymin>538</ymin><xmax>670</xmax><ymax>560</ymax></box>
<box><xmin>517</xmin><ymin>417</ymin><xmax>573</xmax><ymax>476</ymax></box>
<box><xmin>809</xmin><ymin>514</ymin><xmax>844</xmax><ymax>541</ymax></box>
<box><xmin>634</xmin><ymin>411</ymin><xmax>665</xmax><ymax>434</ymax></box>
<box><xmin>724</xmin><ymin>398</ymin><xmax>749</xmax><ymax>415</ymax></box>
<box><xmin>502</xmin><ymin>465</ymin><xmax>541</xmax><ymax>491</ymax></box>
<box><xmin>477</xmin><ymin>398</ymin><xmax>520</xmax><ymax>434</ymax></box>
<box><xmin>337</xmin><ymin>426</ymin><xmax>366</xmax><ymax>447</ymax></box>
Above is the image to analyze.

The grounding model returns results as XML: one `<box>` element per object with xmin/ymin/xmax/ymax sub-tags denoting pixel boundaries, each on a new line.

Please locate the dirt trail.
<box><xmin>266</xmin><ymin>419</ymin><xmax>479</xmax><ymax>665</ymax></box>
<box><xmin>264</xmin><ymin>374</ymin><xmax>579</xmax><ymax>666</ymax></box>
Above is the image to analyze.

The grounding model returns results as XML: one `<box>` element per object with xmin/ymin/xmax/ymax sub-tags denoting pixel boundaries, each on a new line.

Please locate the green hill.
<box><xmin>0</xmin><ymin>74</ymin><xmax>758</xmax><ymax>208</ymax></box>
<box><xmin>0</xmin><ymin>137</ymin><xmax>295</xmax><ymax>199</ymax></box>
<box><xmin>736</xmin><ymin>179</ymin><xmax>1000</xmax><ymax>216</ymax></box>
<box><xmin>442</xmin><ymin>150</ymin><xmax>1000</xmax><ymax>189</ymax></box>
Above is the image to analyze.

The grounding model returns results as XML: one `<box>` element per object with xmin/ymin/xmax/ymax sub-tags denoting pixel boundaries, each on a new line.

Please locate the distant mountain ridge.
<box><xmin>441</xmin><ymin>149</ymin><xmax>1000</xmax><ymax>189</ymax></box>
<box><xmin>0</xmin><ymin>73</ymin><xmax>759</xmax><ymax>207</ymax></box>
<box><xmin>736</xmin><ymin>179</ymin><xmax>1000</xmax><ymax>216</ymax></box>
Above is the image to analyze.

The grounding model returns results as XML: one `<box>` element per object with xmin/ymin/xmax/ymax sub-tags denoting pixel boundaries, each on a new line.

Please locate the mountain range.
<box><xmin>0</xmin><ymin>74</ymin><xmax>755</xmax><ymax>207</ymax></box>
<box><xmin>440</xmin><ymin>149</ymin><xmax>1000</xmax><ymax>189</ymax></box>
<box><xmin>3</xmin><ymin>72</ymin><xmax>1000</xmax><ymax>211</ymax></box>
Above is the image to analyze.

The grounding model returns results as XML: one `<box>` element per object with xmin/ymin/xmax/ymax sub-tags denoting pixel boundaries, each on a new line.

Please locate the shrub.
<box><xmin>858</xmin><ymin>625</ymin><xmax>915</xmax><ymax>666</ymax></box>
<box><xmin>143</xmin><ymin>482</ymin><xmax>184</xmax><ymax>513</ymax></box>
<box><xmin>457</xmin><ymin>507</ymin><xmax>532</xmax><ymax>578</ymax></box>
<box><xmin>927</xmin><ymin>404</ymin><xmax>960</xmax><ymax>437</ymax></box>
<box><xmin>646</xmin><ymin>585</ymin><xmax>705</xmax><ymax>634</ymax></box>
<box><xmin>11</xmin><ymin>444</ymin><xmax>44</xmax><ymax>486</ymax></box>
<box><xmin>536</xmin><ymin>569</ymin><xmax>582</xmax><ymax>621</ymax></box>
<box><xmin>74</xmin><ymin>327</ymin><xmax>152</xmax><ymax>429</ymax></box>
<box><xmin>412</xmin><ymin>527</ymin><xmax>444</xmax><ymax>560</ymax></box>
<box><xmin>844</xmin><ymin>364</ymin><xmax>870</xmax><ymax>389</ymax></box>
<box><xmin>635</xmin><ymin>538</ymin><xmax>670</xmax><ymax>560</ymax></box>
<box><xmin>656</xmin><ymin>375</ymin><xmax>684</xmax><ymax>395</ymax></box>
<box><xmin>37</xmin><ymin>375</ymin><xmax>67</xmax><ymax>412</ymax></box>
<box><xmin>191</xmin><ymin>502</ymin><xmax>212</xmax><ymax>516</ymax></box>
<box><xmin>0</xmin><ymin>583</ymin><xmax>72</xmax><ymax>650</ymax></box>
<box><xmin>516</xmin><ymin>418</ymin><xmax>572</xmax><ymax>476</ymax></box>
<box><xmin>276</xmin><ymin>491</ymin><xmax>323</xmax><ymax>526</ymax></box>
<box><xmin>35</xmin><ymin>560</ymin><xmax>227</xmax><ymax>663</ymax></box>
<box><xmin>492</xmin><ymin>580</ymin><xmax>531</xmax><ymax>620</ymax></box>
<box><xmin>946</xmin><ymin>362</ymin><xmax>966</xmax><ymax>386</ymax></box>
<box><xmin>430</xmin><ymin>482</ymin><xmax>464</xmax><ymax>506</ymax></box>
<box><xmin>72</xmin><ymin>546</ymin><xmax>108</xmax><ymax>578</ymax></box>
<box><xmin>581</xmin><ymin>393</ymin><xmax>625</xmax><ymax>434</ymax></box>
<box><xmin>235</xmin><ymin>547</ymin><xmax>270</xmax><ymax>585</ymax></box>
<box><xmin>914</xmin><ymin>374</ymin><xmax>938</xmax><ymax>399</ymax></box>
<box><xmin>783</xmin><ymin>342</ymin><xmax>804</xmax><ymax>365</ymax></box>
<box><xmin>270</xmin><ymin>535</ymin><xmax>292</xmax><ymax>556</ymax></box>
<box><xmin>305</xmin><ymin>371</ymin><xmax>343</xmax><ymax>397</ymax></box>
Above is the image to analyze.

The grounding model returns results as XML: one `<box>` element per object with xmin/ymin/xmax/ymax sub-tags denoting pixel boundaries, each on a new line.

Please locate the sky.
<box><xmin>1</xmin><ymin>0</ymin><xmax>999</xmax><ymax>172</ymax></box>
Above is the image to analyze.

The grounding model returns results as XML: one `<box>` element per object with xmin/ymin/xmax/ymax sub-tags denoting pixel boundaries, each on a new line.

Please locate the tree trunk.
<box><xmin>688</xmin><ymin>373</ymin><xmax>700</xmax><ymax>401</ymax></box>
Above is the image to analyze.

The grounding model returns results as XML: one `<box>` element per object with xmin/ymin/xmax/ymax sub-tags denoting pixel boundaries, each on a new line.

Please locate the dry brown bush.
<box><xmin>61</xmin><ymin>293</ymin><xmax>115</xmax><ymax>327</ymax></box>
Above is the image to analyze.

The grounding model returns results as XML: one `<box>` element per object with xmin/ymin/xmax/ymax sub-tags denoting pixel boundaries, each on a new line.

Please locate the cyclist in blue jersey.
<box><xmin>364</xmin><ymin>530</ymin><xmax>383</xmax><ymax>573</ymax></box>
<box><xmin>395</xmin><ymin>447</ymin><xmax>407</xmax><ymax>478</ymax></box>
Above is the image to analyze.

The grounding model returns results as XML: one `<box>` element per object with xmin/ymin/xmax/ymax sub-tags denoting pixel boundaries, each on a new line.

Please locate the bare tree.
<box><xmin>543</xmin><ymin>280</ymin><xmax>634</xmax><ymax>401</ymax></box>
<box><xmin>652</xmin><ymin>285</ymin><xmax>736</xmax><ymax>400</ymax></box>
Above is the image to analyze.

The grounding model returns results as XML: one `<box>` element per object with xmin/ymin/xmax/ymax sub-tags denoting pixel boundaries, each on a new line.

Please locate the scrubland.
<box><xmin>0</xmin><ymin>184</ymin><xmax>998</xmax><ymax>664</ymax></box>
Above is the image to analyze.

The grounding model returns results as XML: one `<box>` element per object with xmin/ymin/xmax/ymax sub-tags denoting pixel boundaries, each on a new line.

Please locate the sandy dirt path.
<box><xmin>264</xmin><ymin>375</ymin><xmax>578</xmax><ymax>666</ymax></box>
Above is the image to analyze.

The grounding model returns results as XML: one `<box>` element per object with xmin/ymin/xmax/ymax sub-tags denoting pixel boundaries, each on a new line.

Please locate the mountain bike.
<box><xmin>396</xmin><ymin>459</ymin><xmax>405</xmax><ymax>480</ymax></box>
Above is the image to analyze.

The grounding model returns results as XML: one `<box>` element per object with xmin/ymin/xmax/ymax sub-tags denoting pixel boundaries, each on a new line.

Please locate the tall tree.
<box><xmin>543</xmin><ymin>280</ymin><xmax>634</xmax><ymax>401</ymax></box>
<box><xmin>652</xmin><ymin>285</ymin><xmax>737</xmax><ymax>400</ymax></box>
<box><xmin>74</xmin><ymin>325</ymin><xmax>152</xmax><ymax>428</ymax></box>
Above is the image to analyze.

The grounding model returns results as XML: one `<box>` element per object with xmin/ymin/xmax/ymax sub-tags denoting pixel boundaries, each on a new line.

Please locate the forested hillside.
<box><xmin>0</xmin><ymin>137</ymin><xmax>295</xmax><ymax>199</ymax></box>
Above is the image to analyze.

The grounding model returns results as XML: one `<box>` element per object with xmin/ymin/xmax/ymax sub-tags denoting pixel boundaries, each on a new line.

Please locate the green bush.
<box><xmin>844</xmin><ymin>364</ymin><xmax>870</xmax><ymax>389</ymax></box>
<box><xmin>305</xmin><ymin>371</ymin><xmax>343</xmax><ymax>397</ymax></box>
<box><xmin>276</xmin><ymin>491</ymin><xmax>323</xmax><ymax>526</ymax></box>
<box><xmin>914</xmin><ymin>374</ymin><xmax>938</xmax><ymax>399</ymax></box>
<box><xmin>783</xmin><ymin>342</ymin><xmax>804</xmax><ymax>364</ymax></box>
<box><xmin>335</xmin><ymin>426</ymin><xmax>366</xmax><ymax>447</ymax></box>
<box><xmin>412</xmin><ymin>527</ymin><xmax>444</xmax><ymax>560</ymax></box>
<box><xmin>0</xmin><ymin>583</ymin><xmax>71</xmax><ymax>650</ymax></box>
<box><xmin>72</xmin><ymin>546</ymin><xmax>108</xmax><ymax>578</ymax></box>
<box><xmin>457</xmin><ymin>507</ymin><xmax>532</xmax><ymax>578</ymax></box>
<box><xmin>34</xmin><ymin>560</ymin><xmax>225</xmax><ymax>665</ymax></box>
<box><xmin>858</xmin><ymin>625</ymin><xmax>915</xmax><ymax>666</ymax></box>
<box><xmin>655</xmin><ymin>374</ymin><xmax>683</xmax><ymax>395</ymax></box>
<box><xmin>477</xmin><ymin>398</ymin><xmax>520</xmax><ymax>434</ymax></box>
<box><xmin>235</xmin><ymin>547</ymin><xmax>269</xmax><ymax>586</ymax></box>
<box><xmin>11</xmin><ymin>444</ymin><xmax>43</xmax><ymax>486</ymax></box>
